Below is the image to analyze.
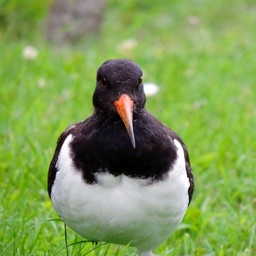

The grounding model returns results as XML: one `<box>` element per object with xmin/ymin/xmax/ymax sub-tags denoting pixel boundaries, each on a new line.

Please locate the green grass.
<box><xmin>1</xmin><ymin>0</ymin><xmax>256</xmax><ymax>255</ymax></box>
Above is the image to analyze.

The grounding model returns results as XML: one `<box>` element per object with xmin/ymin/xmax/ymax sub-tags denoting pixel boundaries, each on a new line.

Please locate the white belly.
<box><xmin>51</xmin><ymin>135</ymin><xmax>190</xmax><ymax>252</ymax></box>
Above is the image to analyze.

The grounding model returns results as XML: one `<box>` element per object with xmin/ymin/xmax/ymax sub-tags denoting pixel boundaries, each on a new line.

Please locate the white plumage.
<box><xmin>51</xmin><ymin>134</ymin><xmax>190</xmax><ymax>255</ymax></box>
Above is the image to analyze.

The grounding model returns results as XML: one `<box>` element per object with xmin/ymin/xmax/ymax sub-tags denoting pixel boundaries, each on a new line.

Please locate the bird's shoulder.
<box><xmin>48</xmin><ymin>121</ymin><xmax>84</xmax><ymax>197</ymax></box>
<box><xmin>142</xmin><ymin>111</ymin><xmax>194</xmax><ymax>203</ymax></box>
<box><xmin>164</xmin><ymin>123</ymin><xmax>194</xmax><ymax>203</ymax></box>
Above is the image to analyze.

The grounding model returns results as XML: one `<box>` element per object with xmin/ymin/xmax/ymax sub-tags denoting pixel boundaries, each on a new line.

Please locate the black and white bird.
<box><xmin>48</xmin><ymin>59</ymin><xmax>194</xmax><ymax>256</ymax></box>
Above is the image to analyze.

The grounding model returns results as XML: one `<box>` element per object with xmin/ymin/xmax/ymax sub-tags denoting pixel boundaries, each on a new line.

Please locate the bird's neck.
<box><xmin>73</xmin><ymin>110</ymin><xmax>177</xmax><ymax>181</ymax></box>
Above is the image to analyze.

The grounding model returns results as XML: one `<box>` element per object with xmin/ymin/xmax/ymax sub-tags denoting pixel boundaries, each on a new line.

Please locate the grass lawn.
<box><xmin>1</xmin><ymin>0</ymin><xmax>256</xmax><ymax>255</ymax></box>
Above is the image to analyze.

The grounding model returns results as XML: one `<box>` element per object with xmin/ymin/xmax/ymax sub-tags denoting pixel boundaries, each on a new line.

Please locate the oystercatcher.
<box><xmin>48</xmin><ymin>59</ymin><xmax>194</xmax><ymax>256</ymax></box>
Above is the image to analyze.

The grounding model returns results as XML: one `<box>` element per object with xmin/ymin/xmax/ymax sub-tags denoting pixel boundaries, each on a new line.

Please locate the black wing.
<box><xmin>178</xmin><ymin>138</ymin><xmax>194</xmax><ymax>204</ymax></box>
<box><xmin>47</xmin><ymin>122</ymin><xmax>83</xmax><ymax>198</ymax></box>
<box><xmin>165</xmin><ymin>127</ymin><xmax>194</xmax><ymax>205</ymax></box>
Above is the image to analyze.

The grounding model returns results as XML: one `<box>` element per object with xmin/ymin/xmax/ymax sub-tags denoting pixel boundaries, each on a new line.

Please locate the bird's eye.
<box><xmin>137</xmin><ymin>77</ymin><xmax>142</xmax><ymax>88</ymax></box>
<box><xmin>101</xmin><ymin>77</ymin><xmax>107</xmax><ymax>87</ymax></box>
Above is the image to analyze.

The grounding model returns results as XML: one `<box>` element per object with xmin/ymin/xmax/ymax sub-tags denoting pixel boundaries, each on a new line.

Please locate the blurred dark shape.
<box><xmin>46</xmin><ymin>0</ymin><xmax>106</xmax><ymax>44</ymax></box>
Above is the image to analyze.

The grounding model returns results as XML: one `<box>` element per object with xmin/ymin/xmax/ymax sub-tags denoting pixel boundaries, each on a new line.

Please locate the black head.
<box><xmin>93</xmin><ymin>59</ymin><xmax>146</xmax><ymax>112</ymax></box>
<box><xmin>93</xmin><ymin>59</ymin><xmax>146</xmax><ymax>148</ymax></box>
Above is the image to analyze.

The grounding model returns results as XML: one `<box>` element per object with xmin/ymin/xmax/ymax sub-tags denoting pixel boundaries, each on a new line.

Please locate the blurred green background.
<box><xmin>0</xmin><ymin>0</ymin><xmax>256</xmax><ymax>255</ymax></box>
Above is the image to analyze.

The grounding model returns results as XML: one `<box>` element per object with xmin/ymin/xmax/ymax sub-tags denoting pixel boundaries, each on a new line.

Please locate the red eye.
<box><xmin>137</xmin><ymin>77</ymin><xmax>142</xmax><ymax>88</ymax></box>
<box><xmin>102</xmin><ymin>77</ymin><xmax>107</xmax><ymax>87</ymax></box>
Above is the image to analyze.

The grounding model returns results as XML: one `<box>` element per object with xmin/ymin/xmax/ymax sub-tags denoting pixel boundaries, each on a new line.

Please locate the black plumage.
<box><xmin>48</xmin><ymin>59</ymin><xmax>194</xmax><ymax>256</ymax></box>
<box><xmin>48</xmin><ymin>59</ymin><xmax>193</xmax><ymax>200</ymax></box>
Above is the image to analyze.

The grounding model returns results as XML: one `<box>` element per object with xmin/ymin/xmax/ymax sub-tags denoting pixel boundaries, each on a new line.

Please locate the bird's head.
<box><xmin>93</xmin><ymin>59</ymin><xmax>146</xmax><ymax>149</ymax></box>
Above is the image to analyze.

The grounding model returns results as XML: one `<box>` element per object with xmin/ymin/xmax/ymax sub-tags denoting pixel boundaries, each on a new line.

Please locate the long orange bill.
<box><xmin>114</xmin><ymin>94</ymin><xmax>136</xmax><ymax>149</ymax></box>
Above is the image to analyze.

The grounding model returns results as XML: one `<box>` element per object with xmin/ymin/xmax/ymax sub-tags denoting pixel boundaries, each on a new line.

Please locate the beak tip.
<box><xmin>129</xmin><ymin>129</ymin><xmax>136</xmax><ymax>149</ymax></box>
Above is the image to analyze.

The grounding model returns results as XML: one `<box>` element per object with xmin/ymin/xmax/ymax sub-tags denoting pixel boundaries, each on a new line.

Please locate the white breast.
<box><xmin>51</xmin><ymin>134</ymin><xmax>190</xmax><ymax>252</ymax></box>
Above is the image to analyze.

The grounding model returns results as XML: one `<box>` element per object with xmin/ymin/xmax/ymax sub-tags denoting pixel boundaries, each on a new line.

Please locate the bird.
<box><xmin>48</xmin><ymin>59</ymin><xmax>194</xmax><ymax>256</ymax></box>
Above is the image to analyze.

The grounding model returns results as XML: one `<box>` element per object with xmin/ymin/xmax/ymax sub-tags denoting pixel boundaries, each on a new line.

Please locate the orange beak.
<box><xmin>114</xmin><ymin>94</ymin><xmax>136</xmax><ymax>149</ymax></box>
